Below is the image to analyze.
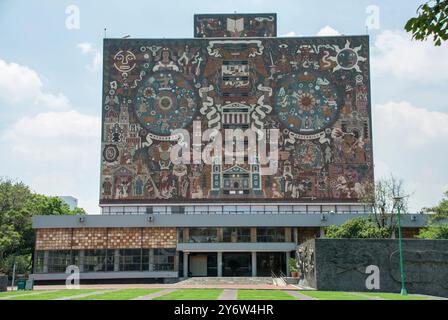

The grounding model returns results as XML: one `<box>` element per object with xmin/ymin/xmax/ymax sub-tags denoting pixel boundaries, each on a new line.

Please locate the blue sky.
<box><xmin>1</xmin><ymin>0</ymin><xmax>447</xmax><ymax>213</ymax></box>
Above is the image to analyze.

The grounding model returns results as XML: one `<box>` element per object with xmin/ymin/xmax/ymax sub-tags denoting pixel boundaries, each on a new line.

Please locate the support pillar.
<box><xmin>43</xmin><ymin>251</ymin><xmax>49</xmax><ymax>273</ymax></box>
<box><xmin>251</xmin><ymin>252</ymin><xmax>257</xmax><ymax>277</ymax></box>
<box><xmin>285</xmin><ymin>252</ymin><xmax>290</xmax><ymax>277</ymax></box>
<box><xmin>293</xmin><ymin>228</ymin><xmax>298</xmax><ymax>244</ymax></box>
<box><xmin>183</xmin><ymin>252</ymin><xmax>189</xmax><ymax>278</ymax></box>
<box><xmin>217</xmin><ymin>252</ymin><xmax>223</xmax><ymax>277</ymax></box>
<box><xmin>114</xmin><ymin>249</ymin><xmax>120</xmax><ymax>272</ymax></box>
<box><xmin>79</xmin><ymin>250</ymin><xmax>85</xmax><ymax>272</ymax></box>
<box><xmin>250</xmin><ymin>228</ymin><xmax>257</xmax><ymax>242</ymax></box>
<box><xmin>319</xmin><ymin>227</ymin><xmax>325</xmax><ymax>238</ymax></box>
<box><xmin>149</xmin><ymin>249</ymin><xmax>154</xmax><ymax>271</ymax></box>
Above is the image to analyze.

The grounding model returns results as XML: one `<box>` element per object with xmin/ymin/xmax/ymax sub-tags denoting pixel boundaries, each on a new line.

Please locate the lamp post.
<box><xmin>394</xmin><ymin>196</ymin><xmax>407</xmax><ymax>296</ymax></box>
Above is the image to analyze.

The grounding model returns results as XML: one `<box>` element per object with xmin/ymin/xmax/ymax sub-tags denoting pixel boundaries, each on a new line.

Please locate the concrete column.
<box><xmin>149</xmin><ymin>249</ymin><xmax>154</xmax><ymax>271</ymax></box>
<box><xmin>183</xmin><ymin>228</ymin><xmax>190</xmax><ymax>243</ymax></box>
<box><xmin>114</xmin><ymin>249</ymin><xmax>120</xmax><ymax>272</ymax></box>
<box><xmin>285</xmin><ymin>252</ymin><xmax>290</xmax><ymax>277</ymax></box>
<box><xmin>251</xmin><ymin>252</ymin><xmax>257</xmax><ymax>277</ymax></box>
<box><xmin>217</xmin><ymin>228</ymin><xmax>223</xmax><ymax>242</ymax></box>
<box><xmin>285</xmin><ymin>227</ymin><xmax>292</xmax><ymax>242</ymax></box>
<box><xmin>217</xmin><ymin>252</ymin><xmax>223</xmax><ymax>277</ymax></box>
<box><xmin>183</xmin><ymin>252</ymin><xmax>189</xmax><ymax>278</ymax></box>
<box><xmin>319</xmin><ymin>227</ymin><xmax>325</xmax><ymax>238</ymax></box>
<box><xmin>79</xmin><ymin>250</ymin><xmax>85</xmax><ymax>272</ymax></box>
<box><xmin>43</xmin><ymin>251</ymin><xmax>49</xmax><ymax>273</ymax></box>
<box><xmin>293</xmin><ymin>228</ymin><xmax>298</xmax><ymax>244</ymax></box>
<box><xmin>174</xmin><ymin>251</ymin><xmax>179</xmax><ymax>272</ymax></box>
<box><xmin>250</xmin><ymin>228</ymin><xmax>257</xmax><ymax>243</ymax></box>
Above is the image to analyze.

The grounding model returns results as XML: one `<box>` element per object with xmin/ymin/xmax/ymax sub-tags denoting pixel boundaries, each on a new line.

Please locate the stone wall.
<box><xmin>297</xmin><ymin>239</ymin><xmax>448</xmax><ymax>297</ymax></box>
<box><xmin>36</xmin><ymin>227</ymin><xmax>177</xmax><ymax>250</ymax></box>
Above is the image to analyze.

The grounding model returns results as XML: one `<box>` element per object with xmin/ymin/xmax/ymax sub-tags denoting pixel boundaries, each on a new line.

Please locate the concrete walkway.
<box><xmin>285</xmin><ymin>291</ymin><xmax>317</xmax><ymax>300</ymax></box>
<box><xmin>55</xmin><ymin>289</ymin><xmax>120</xmax><ymax>300</ymax></box>
<box><xmin>218</xmin><ymin>289</ymin><xmax>237</xmax><ymax>300</ymax></box>
<box><xmin>133</xmin><ymin>289</ymin><xmax>177</xmax><ymax>300</ymax></box>
<box><xmin>347</xmin><ymin>292</ymin><xmax>385</xmax><ymax>300</ymax></box>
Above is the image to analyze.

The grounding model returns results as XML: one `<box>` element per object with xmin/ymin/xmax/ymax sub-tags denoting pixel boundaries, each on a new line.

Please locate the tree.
<box><xmin>0</xmin><ymin>178</ymin><xmax>85</xmax><ymax>275</ymax></box>
<box><xmin>360</xmin><ymin>175</ymin><xmax>410</xmax><ymax>238</ymax></box>
<box><xmin>325</xmin><ymin>217</ymin><xmax>389</xmax><ymax>239</ymax></box>
<box><xmin>417</xmin><ymin>190</ymin><xmax>448</xmax><ymax>239</ymax></box>
<box><xmin>405</xmin><ymin>0</ymin><xmax>448</xmax><ymax>46</ymax></box>
<box><xmin>417</xmin><ymin>224</ymin><xmax>448</xmax><ymax>239</ymax></box>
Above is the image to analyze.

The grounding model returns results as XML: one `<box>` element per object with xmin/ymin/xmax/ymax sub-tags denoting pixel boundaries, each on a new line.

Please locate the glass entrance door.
<box><xmin>223</xmin><ymin>252</ymin><xmax>252</xmax><ymax>276</ymax></box>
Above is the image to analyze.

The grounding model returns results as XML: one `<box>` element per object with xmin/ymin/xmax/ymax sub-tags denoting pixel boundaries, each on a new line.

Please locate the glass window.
<box><xmin>153</xmin><ymin>249</ymin><xmax>176</xmax><ymax>271</ymax></box>
<box><xmin>177</xmin><ymin>228</ymin><xmax>184</xmax><ymax>243</ymax></box>
<box><xmin>34</xmin><ymin>251</ymin><xmax>45</xmax><ymax>273</ymax></box>
<box><xmin>118</xmin><ymin>249</ymin><xmax>142</xmax><ymax>271</ymax></box>
<box><xmin>83</xmin><ymin>250</ymin><xmax>106</xmax><ymax>272</ymax></box>
<box><xmin>189</xmin><ymin>228</ymin><xmax>218</xmax><ymax>243</ymax></box>
<box><xmin>222</xmin><ymin>228</ymin><xmax>251</xmax><ymax>242</ymax></box>
<box><xmin>47</xmin><ymin>250</ymin><xmax>72</xmax><ymax>273</ymax></box>
<box><xmin>256</xmin><ymin>252</ymin><xmax>286</xmax><ymax>276</ymax></box>
<box><xmin>257</xmin><ymin>228</ymin><xmax>285</xmax><ymax>242</ymax></box>
<box><xmin>106</xmin><ymin>249</ymin><xmax>116</xmax><ymax>271</ymax></box>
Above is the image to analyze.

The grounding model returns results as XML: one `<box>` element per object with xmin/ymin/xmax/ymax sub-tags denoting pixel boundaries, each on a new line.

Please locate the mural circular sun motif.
<box><xmin>135</xmin><ymin>72</ymin><xmax>197</xmax><ymax>135</ymax></box>
<box><xmin>296</xmin><ymin>142</ymin><xmax>323</xmax><ymax>170</ymax></box>
<box><xmin>274</xmin><ymin>72</ymin><xmax>340</xmax><ymax>134</ymax></box>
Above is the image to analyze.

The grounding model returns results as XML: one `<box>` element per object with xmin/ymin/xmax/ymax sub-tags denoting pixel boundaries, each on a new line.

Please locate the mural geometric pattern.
<box><xmin>100</xmin><ymin>33</ymin><xmax>373</xmax><ymax>204</ymax></box>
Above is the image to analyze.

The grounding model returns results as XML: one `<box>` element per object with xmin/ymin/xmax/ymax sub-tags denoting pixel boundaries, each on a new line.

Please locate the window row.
<box><xmin>34</xmin><ymin>249</ymin><xmax>176</xmax><ymax>274</ymax></box>
<box><xmin>178</xmin><ymin>227</ymin><xmax>287</xmax><ymax>243</ymax></box>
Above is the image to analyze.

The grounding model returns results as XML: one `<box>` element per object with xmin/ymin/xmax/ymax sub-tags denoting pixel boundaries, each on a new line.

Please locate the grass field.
<box><xmin>74</xmin><ymin>289</ymin><xmax>161</xmax><ymax>300</ymax></box>
<box><xmin>238</xmin><ymin>290</ymin><xmax>297</xmax><ymax>300</ymax></box>
<box><xmin>0</xmin><ymin>289</ymin><xmax>441</xmax><ymax>300</ymax></box>
<box><xmin>297</xmin><ymin>291</ymin><xmax>370</xmax><ymax>300</ymax></box>
<box><xmin>6</xmin><ymin>289</ymin><xmax>99</xmax><ymax>300</ymax></box>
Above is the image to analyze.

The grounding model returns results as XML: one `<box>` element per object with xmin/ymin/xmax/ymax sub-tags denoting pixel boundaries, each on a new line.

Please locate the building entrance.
<box><xmin>223</xmin><ymin>252</ymin><xmax>252</xmax><ymax>276</ymax></box>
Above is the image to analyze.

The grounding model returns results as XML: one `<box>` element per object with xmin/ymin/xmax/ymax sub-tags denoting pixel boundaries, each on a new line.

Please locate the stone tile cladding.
<box><xmin>35</xmin><ymin>227</ymin><xmax>177</xmax><ymax>250</ymax></box>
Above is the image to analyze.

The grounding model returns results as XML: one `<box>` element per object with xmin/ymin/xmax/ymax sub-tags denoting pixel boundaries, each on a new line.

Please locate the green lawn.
<box><xmin>154</xmin><ymin>289</ymin><xmax>223</xmax><ymax>300</ymax></box>
<box><xmin>8</xmin><ymin>289</ymin><xmax>99</xmax><ymax>300</ymax></box>
<box><xmin>0</xmin><ymin>290</ymin><xmax>52</xmax><ymax>298</ymax></box>
<box><xmin>75</xmin><ymin>289</ymin><xmax>161</xmax><ymax>300</ymax></box>
<box><xmin>238</xmin><ymin>290</ymin><xmax>297</xmax><ymax>300</ymax></box>
<box><xmin>298</xmin><ymin>291</ymin><xmax>370</xmax><ymax>300</ymax></box>
<box><xmin>362</xmin><ymin>292</ymin><xmax>430</xmax><ymax>300</ymax></box>
<box><xmin>1</xmin><ymin>289</ymin><xmax>441</xmax><ymax>300</ymax></box>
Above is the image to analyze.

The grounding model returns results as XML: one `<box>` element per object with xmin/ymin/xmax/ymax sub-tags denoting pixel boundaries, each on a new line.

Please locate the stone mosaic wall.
<box><xmin>100</xmin><ymin>34</ymin><xmax>373</xmax><ymax>204</ymax></box>
<box><xmin>194</xmin><ymin>13</ymin><xmax>277</xmax><ymax>38</ymax></box>
<box><xmin>35</xmin><ymin>227</ymin><xmax>177</xmax><ymax>250</ymax></box>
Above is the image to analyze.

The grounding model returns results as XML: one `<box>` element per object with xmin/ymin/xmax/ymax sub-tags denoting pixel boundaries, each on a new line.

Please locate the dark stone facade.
<box><xmin>0</xmin><ymin>275</ymin><xmax>7</xmax><ymax>292</ymax></box>
<box><xmin>297</xmin><ymin>239</ymin><xmax>448</xmax><ymax>297</ymax></box>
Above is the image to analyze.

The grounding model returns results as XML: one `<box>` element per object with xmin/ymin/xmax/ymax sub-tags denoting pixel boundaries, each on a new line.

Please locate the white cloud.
<box><xmin>1</xmin><ymin>110</ymin><xmax>101</xmax><ymax>214</ymax></box>
<box><xmin>0</xmin><ymin>58</ymin><xmax>70</xmax><ymax>109</ymax></box>
<box><xmin>316</xmin><ymin>25</ymin><xmax>341</xmax><ymax>36</ymax></box>
<box><xmin>281</xmin><ymin>31</ymin><xmax>298</xmax><ymax>37</ymax></box>
<box><xmin>373</xmin><ymin>100</ymin><xmax>448</xmax><ymax>211</ymax></box>
<box><xmin>372</xmin><ymin>30</ymin><xmax>448</xmax><ymax>81</ymax></box>
<box><xmin>2</xmin><ymin>110</ymin><xmax>100</xmax><ymax>161</ymax></box>
<box><xmin>374</xmin><ymin>101</ymin><xmax>448</xmax><ymax>148</ymax></box>
<box><xmin>77</xmin><ymin>42</ymin><xmax>102</xmax><ymax>71</ymax></box>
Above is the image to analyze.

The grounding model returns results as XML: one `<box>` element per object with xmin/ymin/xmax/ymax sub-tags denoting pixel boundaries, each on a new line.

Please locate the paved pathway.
<box><xmin>133</xmin><ymin>289</ymin><xmax>177</xmax><ymax>300</ymax></box>
<box><xmin>55</xmin><ymin>289</ymin><xmax>120</xmax><ymax>300</ymax></box>
<box><xmin>0</xmin><ymin>290</ymin><xmax>61</xmax><ymax>300</ymax></box>
<box><xmin>284</xmin><ymin>291</ymin><xmax>317</xmax><ymax>300</ymax></box>
<box><xmin>347</xmin><ymin>292</ymin><xmax>385</xmax><ymax>300</ymax></box>
<box><xmin>218</xmin><ymin>290</ymin><xmax>237</xmax><ymax>300</ymax></box>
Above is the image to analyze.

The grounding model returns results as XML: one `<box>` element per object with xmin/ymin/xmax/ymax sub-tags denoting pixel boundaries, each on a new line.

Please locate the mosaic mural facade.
<box><xmin>101</xmin><ymin>32</ymin><xmax>373</xmax><ymax>204</ymax></box>
<box><xmin>194</xmin><ymin>13</ymin><xmax>277</xmax><ymax>38</ymax></box>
